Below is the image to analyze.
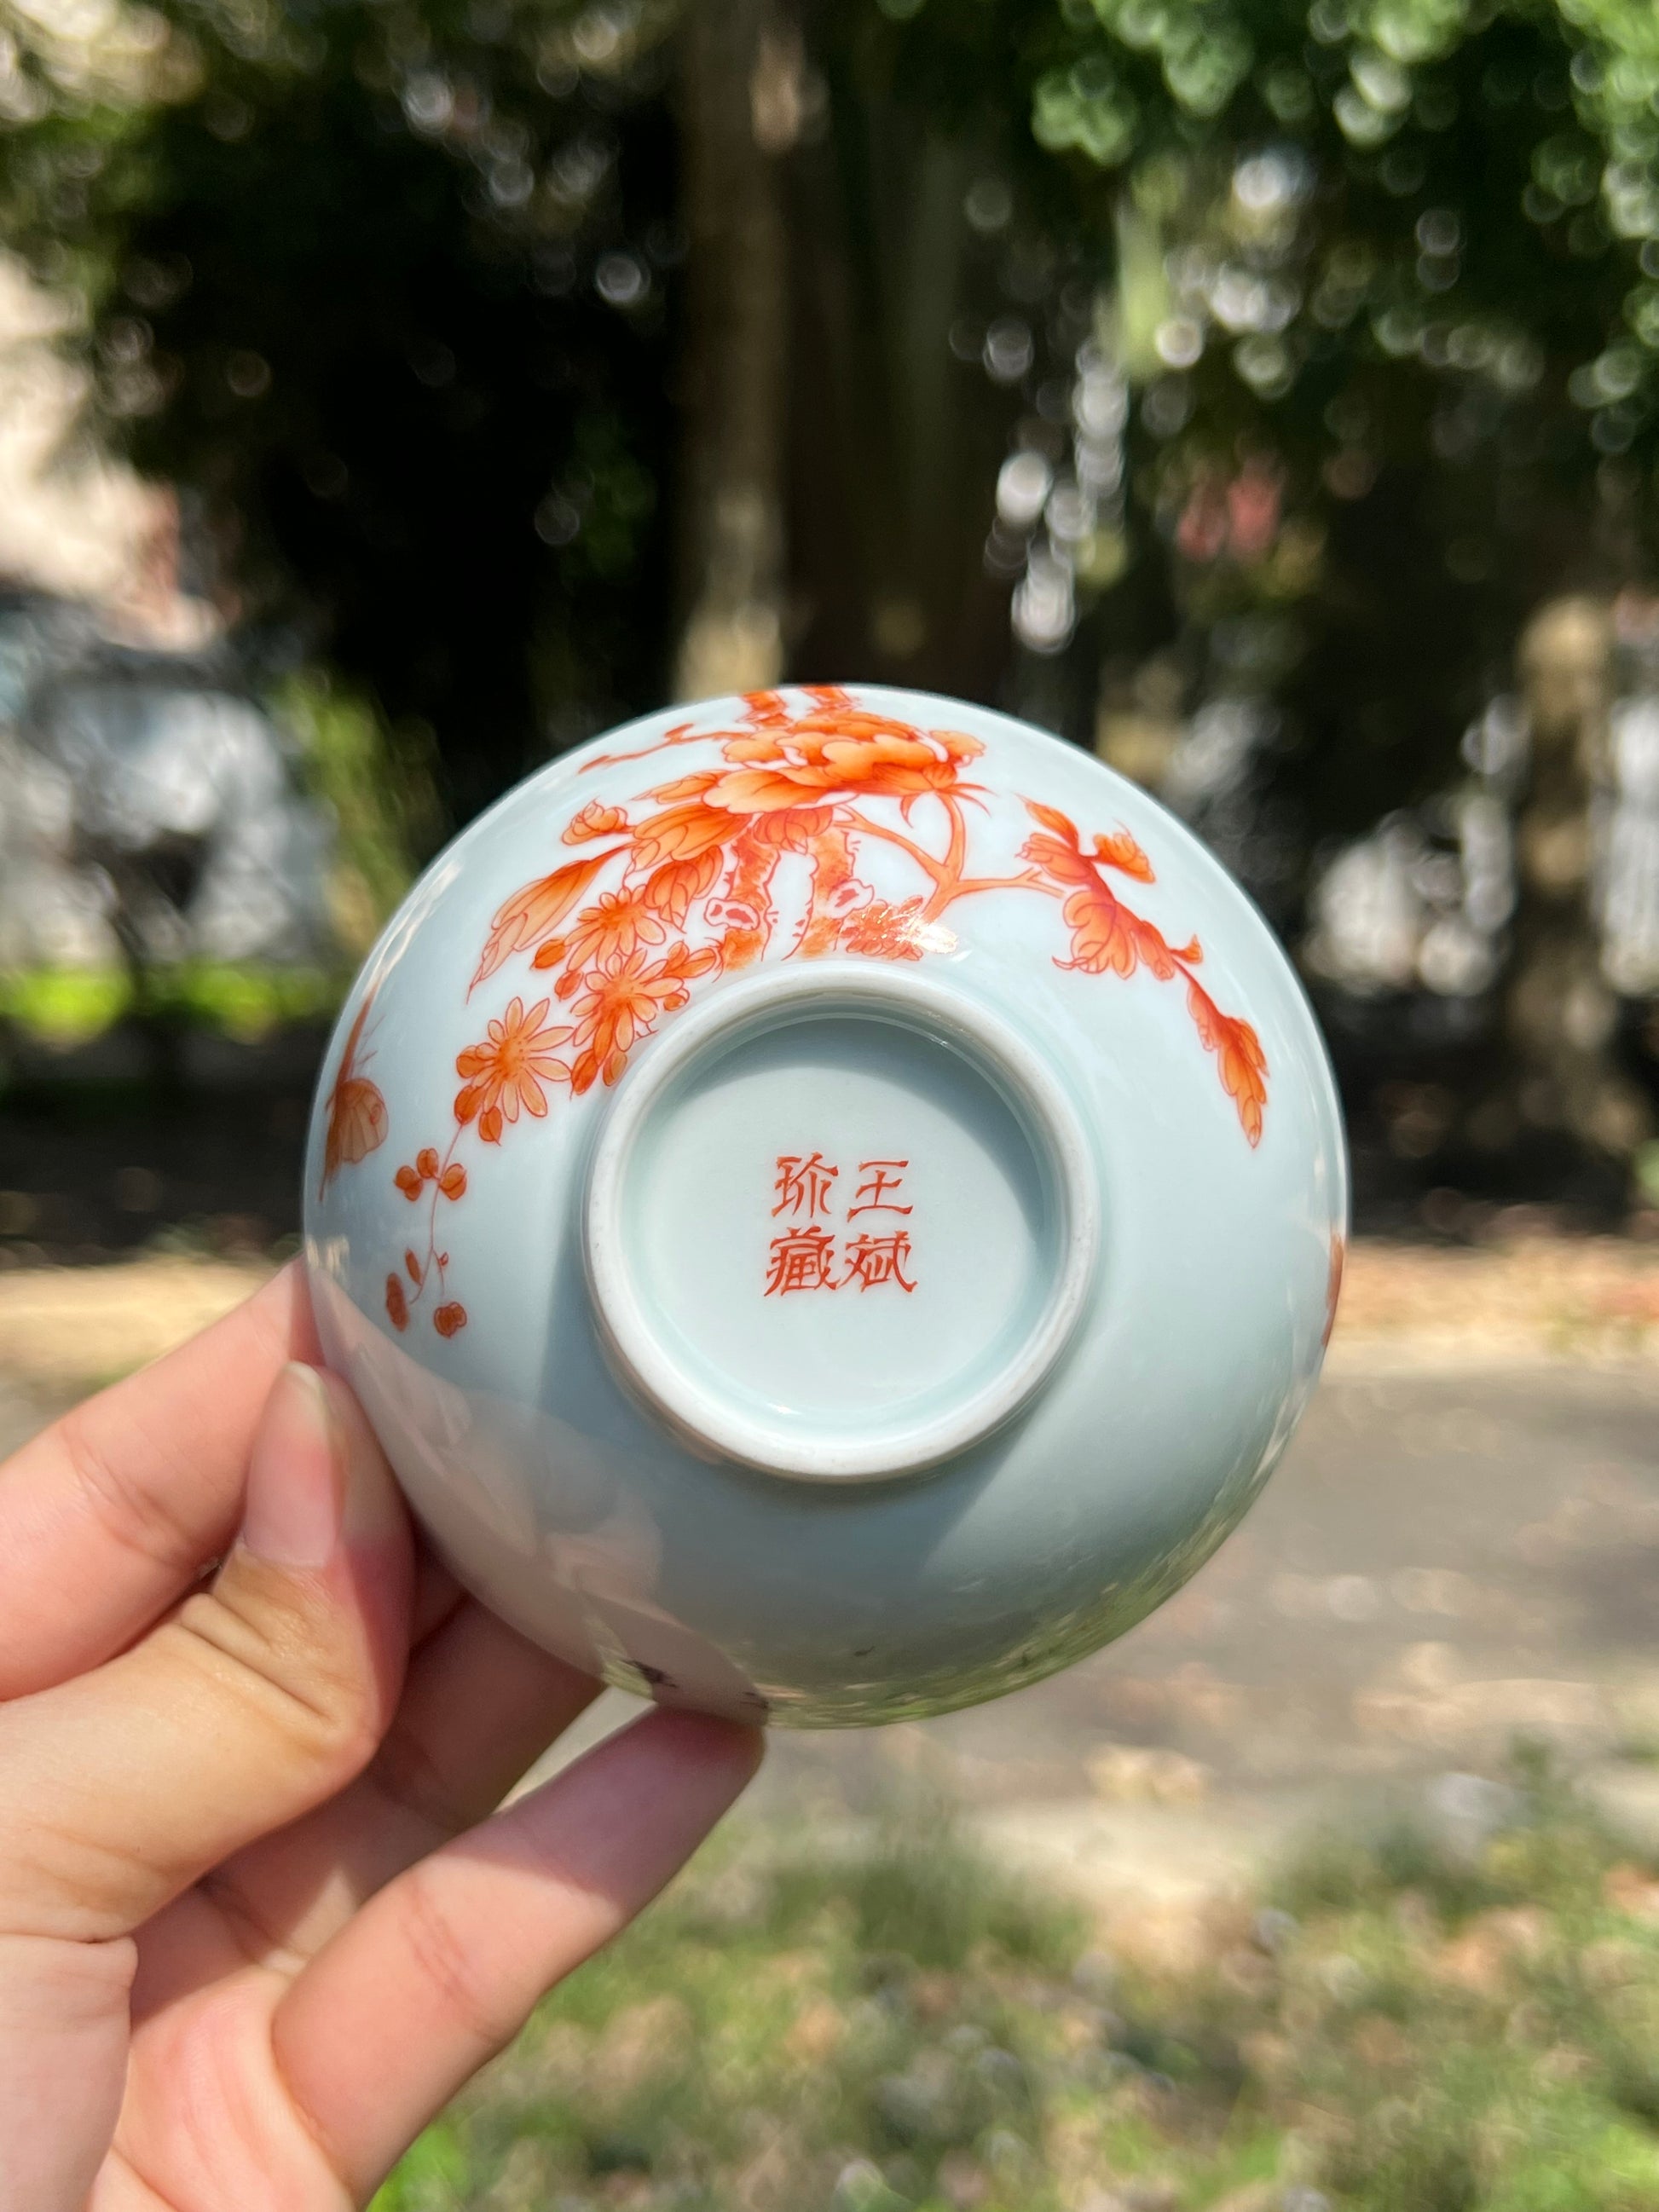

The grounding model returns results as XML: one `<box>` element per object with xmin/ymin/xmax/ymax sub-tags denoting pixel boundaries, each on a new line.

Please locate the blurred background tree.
<box><xmin>3</xmin><ymin>0</ymin><xmax>1659</xmax><ymax>1201</ymax></box>
<box><xmin>0</xmin><ymin>0</ymin><xmax>685</xmax><ymax>824</ymax></box>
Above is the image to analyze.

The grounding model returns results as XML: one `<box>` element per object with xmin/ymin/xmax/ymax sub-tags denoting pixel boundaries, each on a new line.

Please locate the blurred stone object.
<box><xmin>1305</xmin><ymin>819</ymin><xmax>1430</xmax><ymax>995</ymax></box>
<box><xmin>1503</xmin><ymin>598</ymin><xmax>1648</xmax><ymax>1158</ymax></box>
<box><xmin>1304</xmin><ymin>598</ymin><xmax>1655</xmax><ymax>1165</ymax></box>
<box><xmin>0</xmin><ymin>592</ymin><xmax>332</xmax><ymax>982</ymax></box>
<box><xmin>1597</xmin><ymin>595</ymin><xmax>1659</xmax><ymax>997</ymax></box>
<box><xmin>0</xmin><ymin>240</ymin><xmax>338</xmax><ymax>1024</ymax></box>
<box><xmin>1304</xmin><ymin>736</ymin><xmax>1517</xmax><ymax>1004</ymax></box>
<box><xmin>672</xmin><ymin>0</ymin><xmax>789</xmax><ymax>702</ymax></box>
<box><xmin>1597</xmin><ymin>695</ymin><xmax>1659</xmax><ymax>996</ymax></box>
<box><xmin>0</xmin><ymin>240</ymin><xmax>322</xmax><ymax>993</ymax></box>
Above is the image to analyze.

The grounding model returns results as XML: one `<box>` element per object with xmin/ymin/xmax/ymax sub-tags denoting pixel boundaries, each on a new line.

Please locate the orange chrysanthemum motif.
<box><xmin>559</xmin><ymin>888</ymin><xmax>667</xmax><ymax>972</ymax></box>
<box><xmin>566</xmin><ymin>944</ymin><xmax>720</xmax><ymax>1093</ymax></box>
<box><xmin>454</xmin><ymin>996</ymin><xmax>573</xmax><ymax>1144</ymax></box>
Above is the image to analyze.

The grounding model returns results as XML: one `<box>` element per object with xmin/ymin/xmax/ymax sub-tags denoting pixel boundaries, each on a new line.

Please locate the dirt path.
<box><xmin>0</xmin><ymin>1253</ymin><xmax>275</xmax><ymax>1404</ymax></box>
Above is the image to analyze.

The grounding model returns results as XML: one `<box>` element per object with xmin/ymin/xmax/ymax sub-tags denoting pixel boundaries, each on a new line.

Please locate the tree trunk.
<box><xmin>672</xmin><ymin>0</ymin><xmax>794</xmax><ymax>702</ymax></box>
<box><xmin>1494</xmin><ymin>595</ymin><xmax>1649</xmax><ymax>1164</ymax></box>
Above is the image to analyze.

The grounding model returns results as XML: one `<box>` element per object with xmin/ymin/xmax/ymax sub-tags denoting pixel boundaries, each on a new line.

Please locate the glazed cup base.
<box><xmin>582</xmin><ymin>961</ymin><xmax>1099</xmax><ymax>1481</ymax></box>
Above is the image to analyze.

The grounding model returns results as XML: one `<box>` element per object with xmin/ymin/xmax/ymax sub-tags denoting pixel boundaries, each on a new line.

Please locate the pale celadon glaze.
<box><xmin>303</xmin><ymin>684</ymin><xmax>1347</xmax><ymax>1727</ymax></box>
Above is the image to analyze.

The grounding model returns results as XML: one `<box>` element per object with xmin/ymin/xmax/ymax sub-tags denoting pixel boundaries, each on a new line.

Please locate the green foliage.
<box><xmin>0</xmin><ymin>965</ymin><xmax>131</xmax><ymax>1046</ymax></box>
<box><xmin>0</xmin><ymin>961</ymin><xmax>338</xmax><ymax>1043</ymax></box>
<box><xmin>789</xmin><ymin>0</ymin><xmax>1659</xmax><ymax>863</ymax></box>
<box><xmin>368</xmin><ymin>1782</ymin><xmax>1659</xmax><ymax>2212</ymax></box>
<box><xmin>277</xmin><ymin>672</ymin><xmax>435</xmax><ymax>944</ymax></box>
<box><xmin>762</xmin><ymin>1807</ymin><xmax>1083</xmax><ymax>1972</ymax></box>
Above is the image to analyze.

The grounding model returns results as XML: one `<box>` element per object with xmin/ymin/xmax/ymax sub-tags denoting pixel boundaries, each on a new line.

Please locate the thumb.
<box><xmin>0</xmin><ymin>1363</ymin><xmax>413</xmax><ymax>1944</ymax></box>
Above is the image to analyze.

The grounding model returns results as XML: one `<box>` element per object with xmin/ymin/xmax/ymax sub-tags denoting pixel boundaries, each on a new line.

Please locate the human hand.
<box><xmin>0</xmin><ymin>1263</ymin><xmax>760</xmax><ymax>2211</ymax></box>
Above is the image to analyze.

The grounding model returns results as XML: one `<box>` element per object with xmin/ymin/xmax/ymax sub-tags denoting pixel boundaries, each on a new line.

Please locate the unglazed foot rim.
<box><xmin>581</xmin><ymin>959</ymin><xmax>1101</xmax><ymax>1481</ymax></box>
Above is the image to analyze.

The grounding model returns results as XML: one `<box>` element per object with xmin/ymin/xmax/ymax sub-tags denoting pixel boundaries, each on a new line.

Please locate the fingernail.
<box><xmin>241</xmin><ymin>1362</ymin><xmax>344</xmax><ymax>1568</ymax></box>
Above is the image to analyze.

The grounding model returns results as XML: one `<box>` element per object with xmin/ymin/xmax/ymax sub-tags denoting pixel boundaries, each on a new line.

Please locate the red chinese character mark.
<box><xmin>772</xmin><ymin>1151</ymin><xmax>839</xmax><ymax>1218</ymax></box>
<box><xmin>765</xmin><ymin>1150</ymin><xmax>921</xmax><ymax>1292</ymax></box>
<box><xmin>765</xmin><ymin>1225</ymin><xmax>838</xmax><ymax>1296</ymax></box>
<box><xmin>848</xmin><ymin>1158</ymin><xmax>912</xmax><ymax>1216</ymax></box>
<box><xmin>841</xmin><ymin>1231</ymin><xmax>918</xmax><ymax>1293</ymax></box>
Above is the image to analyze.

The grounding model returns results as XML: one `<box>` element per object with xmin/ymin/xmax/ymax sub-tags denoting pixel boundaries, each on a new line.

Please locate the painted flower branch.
<box><xmin>1018</xmin><ymin>800</ymin><xmax>1268</xmax><ymax>1146</ymax></box>
<box><xmin>317</xmin><ymin>687</ymin><xmax>1269</xmax><ymax>1340</ymax></box>
<box><xmin>385</xmin><ymin>1141</ymin><xmax>467</xmax><ymax>1337</ymax></box>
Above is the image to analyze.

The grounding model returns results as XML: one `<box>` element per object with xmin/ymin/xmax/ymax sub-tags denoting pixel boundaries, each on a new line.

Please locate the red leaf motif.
<box><xmin>384</xmin><ymin>1273</ymin><xmax>408</xmax><ymax>1331</ymax></box>
<box><xmin>1024</xmin><ymin>799</ymin><xmax>1080</xmax><ymax>843</ymax></box>
<box><xmin>404</xmin><ymin>1249</ymin><xmax>422</xmax><ymax>1284</ymax></box>
<box><xmin>629</xmin><ymin>800</ymin><xmax>735</xmax><ymax>870</ymax></box>
<box><xmin>1056</xmin><ymin>886</ymin><xmax>1132</xmax><ymax>975</ymax></box>
<box><xmin>1093</xmin><ymin>828</ymin><xmax>1155</xmax><ymax>882</ymax></box>
<box><xmin>438</xmin><ymin>1163</ymin><xmax>467</xmax><ymax>1199</ymax></box>
<box><xmin>415</xmin><ymin>1146</ymin><xmax>440</xmax><ymax>1180</ymax></box>
<box><xmin>433</xmin><ymin>1301</ymin><xmax>468</xmax><ymax>1337</ymax></box>
<box><xmin>1056</xmin><ymin>884</ymin><xmax>1182</xmax><ymax>981</ymax></box>
<box><xmin>650</xmin><ymin>770</ymin><xmax>722</xmax><ymax>803</ymax></box>
<box><xmin>1021</xmin><ymin>830</ymin><xmax>1097</xmax><ymax>887</ymax></box>
<box><xmin>530</xmin><ymin>936</ymin><xmax>567</xmax><ymax>970</ymax></box>
<box><xmin>320</xmin><ymin>998</ymin><xmax>388</xmax><ymax>1196</ymax></box>
<box><xmin>471</xmin><ymin>850</ymin><xmax>619</xmax><ymax>989</ymax></box>
<box><xmin>1187</xmin><ymin>979</ymin><xmax>1269</xmax><ymax>1146</ymax></box>
<box><xmin>654</xmin><ymin>940</ymin><xmax>722</xmax><ymax>984</ymax></box>
<box><xmin>564</xmin><ymin>800</ymin><xmax>627</xmax><ymax>843</ymax></box>
<box><xmin>322</xmin><ymin>1077</ymin><xmax>386</xmax><ymax>1193</ymax></box>
<box><xmin>642</xmin><ymin>848</ymin><xmax>721</xmax><ymax>926</ymax></box>
<box><xmin>394</xmin><ymin>1164</ymin><xmax>423</xmax><ymax>1200</ymax></box>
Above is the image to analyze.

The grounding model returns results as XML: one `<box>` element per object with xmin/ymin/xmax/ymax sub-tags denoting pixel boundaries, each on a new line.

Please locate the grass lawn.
<box><xmin>372</xmin><ymin>1762</ymin><xmax>1659</xmax><ymax>2212</ymax></box>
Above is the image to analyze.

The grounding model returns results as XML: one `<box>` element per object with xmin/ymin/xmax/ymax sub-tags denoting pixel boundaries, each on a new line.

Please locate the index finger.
<box><xmin>0</xmin><ymin>1260</ymin><xmax>321</xmax><ymax>1699</ymax></box>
